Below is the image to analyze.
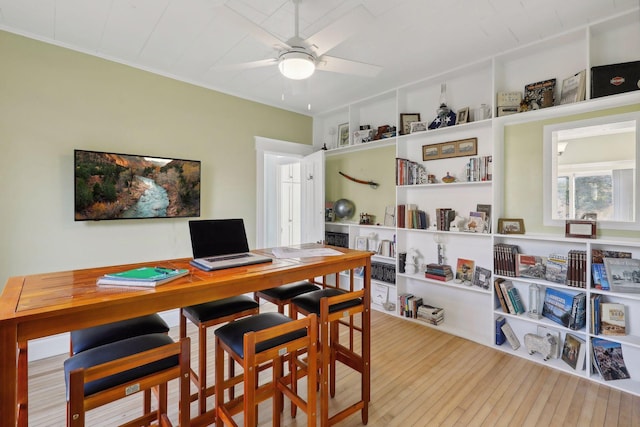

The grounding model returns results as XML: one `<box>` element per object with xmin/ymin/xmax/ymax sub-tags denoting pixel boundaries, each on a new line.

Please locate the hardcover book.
<box><xmin>601</xmin><ymin>303</ymin><xmax>626</xmax><ymax>336</ymax></box>
<box><xmin>562</xmin><ymin>333</ymin><xmax>586</xmax><ymax>371</ymax></box>
<box><xmin>545</xmin><ymin>253</ymin><xmax>568</xmax><ymax>284</ymax></box>
<box><xmin>559</xmin><ymin>70</ymin><xmax>586</xmax><ymax>104</ymax></box>
<box><xmin>524</xmin><ymin>78</ymin><xmax>556</xmax><ymax>109</ymax></box>
<box><xmin>591</xmin><ymin>263</ymin><xmax>610</xmax><ymax>291</ymax></box>
<box><xmin>517</xmin><ymin>254</ymin><xmax>547</xmax><ymax>279</ymax></box>
<box><xmin>542</xmin><ymin>287</ymin><xmax>586</xmax><ymax>330</ymax></box>
<box><xmin>591</xmin><ymin>338</ymin><xmax>630</xmax><ymax>380</ymax></box>
<box><xmin>603</xmin><ymin>257</ymin><xmax>640</xmax><ymax>293</ymax></box>
<box><xmin>501</xmin><ymin>321</ymin><xmax>520</xmax><ymax>350</ymax></box>
<box><xmin>495</xmin><ymin>316</ymin><xmax>506</xmax><ymax>345</ymax></box>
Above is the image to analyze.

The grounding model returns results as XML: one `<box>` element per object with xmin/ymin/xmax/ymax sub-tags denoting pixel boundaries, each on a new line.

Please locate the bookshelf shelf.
<box><xmin>316</xmin><ymin>8</ymin><xmax>640</xmax><ymax>396</ymax></box>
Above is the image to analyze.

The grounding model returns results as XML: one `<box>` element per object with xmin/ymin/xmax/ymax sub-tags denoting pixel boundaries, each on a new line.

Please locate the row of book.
<box><xmin>494</xmin><ymin>278</ymin><xmax>525</xmax><ymax>315</ymax></box>
<box><xmin>493</xmin><ymin>245</ymin><xmax>588</xmax><ymax>288</ymax></box>
<box><xmin>398</xmin><ymin>293</ymin><xmax>445</xmax><ymax>325</ymax></box>
<box><xmin>396</xmin><ymin>158</ymin><xmax>428</xmax><ymax>186</ymax></box>
<box><xmin>435</xmin><ymin>208</ymin><xmax>456</xmax><ymax>231</ymax></box>
<box><xmin>465</xmin><ymin>155</ymin><xmax>492</xmax><ymax>182</ymax></box>
<box><xmin>396</xmin><ymin>204</ymin><xmax>428</xmax><ymax>229</ymax></box>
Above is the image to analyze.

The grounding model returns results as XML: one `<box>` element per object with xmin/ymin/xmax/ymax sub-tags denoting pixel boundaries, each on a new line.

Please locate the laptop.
<box><xmin>188</xmin><ymin>219</ymin><xmax>272</xmax><ymax>271</ymax></box>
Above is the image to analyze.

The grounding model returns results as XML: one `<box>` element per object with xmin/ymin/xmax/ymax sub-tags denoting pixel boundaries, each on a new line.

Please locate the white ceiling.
<box><xmin>0</xmin><ymin>0</ymin><xmax>638</xmax><ymax>116</ymax></box>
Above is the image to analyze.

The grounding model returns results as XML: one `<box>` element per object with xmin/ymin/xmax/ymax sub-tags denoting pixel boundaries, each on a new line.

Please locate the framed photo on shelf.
<box><xmin>565</xmin><ymin>220</ymin><xmax>596</xmax><ymax>238</ymax></box>
<box><xmin>355</xmin><ymin>236</ymin><xmax>368</xmax><ymax>251</ymax></box>
<box><xmin>457</xmin><ymin>107</ymin><xmax>469</xmax><ymax>124</ymax></box>
<box><xmin>422</xmin><ymin>137</ymin><xmax>478</xmax><ymax>161</ymax></box>
<box><xmin>439</xmin><ymin>141</ymin><xmax>457</xmax><ymax>159</ymax></box>
<box><xmin>410</xmin><ymin>120</ymin><xmax>428</xmax><ymax>133</ymax></box>
<box><xmin>498</xmin><ymin>218</ymin><xmax>525</xmax><ymax>234</ymax></box>
<box><xmin>337</xmin><ymin>123</ymin><xmax>350</xmax><ymax>147</ymax></box>
<box><xmin>400</xmin><ymin>113</ymin><xmax>421</xmax><ymax>135</ymax></box>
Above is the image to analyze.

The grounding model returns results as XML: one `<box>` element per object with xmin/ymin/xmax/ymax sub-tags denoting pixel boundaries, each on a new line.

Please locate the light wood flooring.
<box><xmin>27</xmin><ymin>305</ymin><xmax>640</xmax><ymax>426</ymax></box>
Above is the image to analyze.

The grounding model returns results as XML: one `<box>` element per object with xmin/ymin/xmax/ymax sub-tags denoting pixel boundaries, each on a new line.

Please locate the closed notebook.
<box><xmin>105</xmin><ymin>266</ymin><xmax>187</xmax><ymax>281</ymax></box>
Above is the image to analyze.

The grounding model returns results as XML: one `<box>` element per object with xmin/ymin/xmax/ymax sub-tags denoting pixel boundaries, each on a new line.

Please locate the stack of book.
<box><xmin>465</xmin><ymin>155</ymin><xmax>493</xmax><ymax>182</ymax></box>
<box><xmin>425</xmin><ymin>264</ymin><xmax>453</xmax><ymax>282</ymax></box>
<box><xmin>417</xmin><ymin>304</ymin><xmax>444</xmax><ymax>325</ymax></box>
<box><xmin>396</xmin><ymin>157</ymin><xmax>427</xmax><ymax>185</ymax></box>
<box><xmin>396</xmin><ymin>204</ymin><xmax>427</xmax><ymax>229</ymax></box>
<box><xmin>97</xmin><ymin>266</ymin><xmax>189</xmax><ymax>287</ymax></box>
<box><xmin>435</xmin><ymin>208</ymin><xmax>456</xmax><ymax>231</ymax></box>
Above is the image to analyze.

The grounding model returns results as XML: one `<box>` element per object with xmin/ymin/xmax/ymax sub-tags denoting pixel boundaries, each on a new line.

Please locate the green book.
<box><xmin>105</xmin><ymin>267</ymin><xmax>188</xmax><ymax>281</ymax></box>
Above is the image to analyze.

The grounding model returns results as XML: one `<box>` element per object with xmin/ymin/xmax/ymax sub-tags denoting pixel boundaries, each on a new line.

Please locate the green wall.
<box><xmin>504</xmin><ymin>103</ymin><xmax>640</xmax><ymax>238</ymax></box>
<box><xmin>0</xmin><ymin>30</ymin><xmax>312</xmax><ymax>289</ymax></box>
<box><xmin>325</xmin><ymin>146</ymin><xmax>396</xmax><ymax>224</ymax></box>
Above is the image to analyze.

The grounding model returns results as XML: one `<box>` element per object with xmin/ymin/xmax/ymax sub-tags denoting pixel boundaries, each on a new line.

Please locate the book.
<box><xmin>591</xmin><ymin>263</ymin><xmax>609</xmax><ymax>290</ymax></box>
<box><xmin>591</xmin><ymin>293</ymin><xmax>602</xmax><ymax>335</ymax></box>
<box><xmin>559</xmin><ymin>70</ymin><xmax>586</xmax><ymax>104</ymax></box>
<box><xmin>592</xmin><ymin>250</ymin><xmax>631</xmax><ymax>290</ymax></box>
<box><xmin>600</xmin><ymin>303</ymin><xmax>626</xmax><ymax>336</ymax></box>
<box><xmin>591</xmin><ymin>338</ymin><xmax>630</xmax><ymax>381</ymax></box>
<box><xmin>542</xmin><ymin>287</ymin><xmax>586</xmax><ymax>330</ymax></box>
<box><xmin>495</xmin><ymin>316</ymin><xmax>506</xmax><ymax>345</ymax></box>
<box><xmin>545</xmin><ymin>253</ymin><xmax>568</xmax><ymax>284</ymax></box>
<box><xmin>603</xmin><ymin>257</ymin><xmax>640</xmax><ymax>293</ymax></box>
<box><xmin>97</xmin><ymin>268</ymin><xmax>189</xmax><ymax>287</ymax></box>
<box><xmin>476</xmin><ymin>204</ymin><xmax>492</xmax><ymax>233</ymax></box>
<box><xmin>516</xmin><ymin>254</ymin><xmax>547</xmax><ymax>279</ymax></box>
<box><xmin>494</xmin><ymin>278</ymin><xmax>509</xmax><ymax>313</ymax></box>
<box><xmin>98</xmin><ymin>267</ymin><xmax>189</xmax><ymax>287</ymax></box>
<box><xmin>562</xmin><ymin>333</ymin><xmax>586</xmax><ymax>371</ymax></box>
<box><xmin>524</xmin><ymin>78</ymin><xmax>556</xmax><ymax>109</ymax></box>
<box><xmin>499</xmin><ymin>280</ymin><xmax>517</xmax><ymax>314</ymax></box>
<box><xmin>501</xmin><ymin>321</ymin><xmax>520</xmax><ymax>350</ymax></box>
<box><xmin>472</xmin><ymin>266</ymin><xmax>492</xmax><ymax>289</ymax></box>
<box><xmin>506</xmin><ymin>286</ymin><xmax>525</xmax><ymax>314</ymax></box>
<box><xmin>455</xmin><ymin>258</ymin><xmax>475</xmax><ymax>284</ymax></box>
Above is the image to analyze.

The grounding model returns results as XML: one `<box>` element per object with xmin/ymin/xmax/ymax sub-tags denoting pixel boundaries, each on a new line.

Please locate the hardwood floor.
<box><xmin>27</xmin><ymin>306</ymin><xmax>640</xmax><ymax>426</ymax></box>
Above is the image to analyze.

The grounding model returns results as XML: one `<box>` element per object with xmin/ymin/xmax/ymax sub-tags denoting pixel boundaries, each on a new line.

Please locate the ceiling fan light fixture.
<box><xmin>278</xmin><ymin>51</ymin><xmax>315</xmax><ymax>80</ymax></box>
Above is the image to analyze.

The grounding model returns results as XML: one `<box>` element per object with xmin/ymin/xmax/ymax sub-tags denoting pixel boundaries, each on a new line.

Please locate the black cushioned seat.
<box><xmin>64</xmin><ymin>333</ymin><xmax>178</xmax><ymax>398</ymax></box>
<box><xmin>70</xmin><ymin>313</ymin><xmax>169</xmax><ymax>355</ymax></box>
<box><xmin>214</xmin><ymin>312</ymin><xmax>306</xmax><ymax>358</ymax></box>
<box><xmin>258</xmin><ymin>281</ymin><xmax>319</xmax><ymax>300</ymax></box>
<box><xmin>182</xmin><ymin>295</ymin><xmax>259</xmax><ymax>323</ymax></box>
<box><xmin>291</xmin><ymin>288</ymin><xmax>362</xmax><ymax>315</ymax></box>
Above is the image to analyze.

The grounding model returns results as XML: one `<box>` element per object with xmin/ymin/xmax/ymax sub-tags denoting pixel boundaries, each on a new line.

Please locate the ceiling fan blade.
<box><xmin>220</xmin><ymin>5</ymin><xmax>291</xmax><ymax>50</ymax></box>
<box><xmin>317</xmin><ymin>55</ymin><xmax>382</xmax><ymax>77</ymax></box>
<box><xmin>212</xmin><ymin>58</ymin><xmax>277</xmax><ymax>72</ymax></box>
<box><xmin>306</xmin><ymin>5</ymin><xmax>373</xmax><ymax>56</ymax></box>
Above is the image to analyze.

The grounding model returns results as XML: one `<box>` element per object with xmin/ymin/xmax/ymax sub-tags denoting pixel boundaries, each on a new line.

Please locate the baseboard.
<box><xmin>28</xmin><ymin>309</ymin><xmax>181</xmax><ymax>362</ymax></box>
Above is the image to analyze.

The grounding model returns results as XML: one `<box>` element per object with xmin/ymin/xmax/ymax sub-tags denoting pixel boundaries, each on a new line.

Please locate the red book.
<box><xmin>425</xmin><ymin>273</ymin><xmax>448</xmax><ymax>282</ymax></box>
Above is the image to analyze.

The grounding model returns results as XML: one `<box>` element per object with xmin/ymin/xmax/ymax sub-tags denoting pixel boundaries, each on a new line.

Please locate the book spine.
<box><xmin>499</xmin><ymin>281</ymin><xmax>516</xmax><ymax>314</ymax></box>
<box><xmin>495</xmin><ymin>316</ymin><xmax>506</xmax><ymax>345</ymax></box>
<box><xmin>501</xmin><ymin>321</ymin><xmax>520</xmax><ymax>350</ymax></box>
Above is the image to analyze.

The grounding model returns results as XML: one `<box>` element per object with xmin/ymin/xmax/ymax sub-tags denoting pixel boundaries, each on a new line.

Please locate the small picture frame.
<box><xmin>457</xmin><ymin>107</ymin><xmax>469</xmax><ymax>124</ymax></box>
<box><xmin>400</xmin><ymin>113</ymin><xmax>421</xmax><ymax>135</ymax></box>
<box><xmin>337</xmin><ymin>123</ymin><xmax>350</xmax><ymax>147</ymax></box>
<box><xmin>498</xmin><ymin>218</ymin><xmax>525</xmax><ymax>234</ymax></box>
<box><xmin>355</xmin><ymin>236</ymin><xmax>368</xmax><ymax>251</ymax></box>
<box><xmin>565</xmin><ymin>220</ymin><xmax>596</xmax><ymax>238</ymax></box>
<box><xmin>422</xmin><ymin>144</ymin><xmax>440</xmax><ymax>161</ymax></box>
<box><xmin>455</xmin><ymin>137</ymin><xmax>478</xmax><ymax>156</ymax></box>
<box><xmin>410</xmin><ymin>121</ymin><xmax>428</xmax><ymax>133</ymax></box>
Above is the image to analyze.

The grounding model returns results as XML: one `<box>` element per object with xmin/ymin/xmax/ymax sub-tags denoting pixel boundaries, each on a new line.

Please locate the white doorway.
<box><xmin>255</xmin><ymin>137</ymin><xmax>324</xmax><ymax>249</ymax></box>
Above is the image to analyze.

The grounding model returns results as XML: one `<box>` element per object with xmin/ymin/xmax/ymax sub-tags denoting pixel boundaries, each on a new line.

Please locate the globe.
<box><xmin>333</xmin><ymin>199</ymin><xmax>355</xmax><ymax>219</ymax></box>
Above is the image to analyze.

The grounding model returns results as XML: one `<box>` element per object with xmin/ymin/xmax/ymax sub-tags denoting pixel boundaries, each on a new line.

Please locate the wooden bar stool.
<box><xmin>214</xmin><ymin>312</ymin><xmax>318</xmax><ymax>427</ymax></box>
<box><xmin>64</xmin><ymin>334</ymin><xmax>190</xmax><ymax>427</ymax></box>
<box><xmin>254</xmin><ymin>280</ymin><xmax>320</xmax><ymax>315</ymax></box>
<box><xmin>291</xmin><ymin>288</ymin><xmax>368</xmax><ymax>426</ymax></box>
<box><xmin>180</xmin><ymin>295</ymin><xmax>260</xmax><ymax>417</ymax></box>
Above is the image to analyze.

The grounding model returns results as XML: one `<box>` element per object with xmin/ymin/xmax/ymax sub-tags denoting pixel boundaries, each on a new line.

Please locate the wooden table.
<box><xmin>0</xmin><ymin>244</ymin><xmax>371</xmax><ymax>426</ymax></box>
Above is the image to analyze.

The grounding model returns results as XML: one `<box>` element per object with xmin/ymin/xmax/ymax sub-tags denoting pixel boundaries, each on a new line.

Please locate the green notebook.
<box><xmin>105</xmin><ymin>266</ymin><xmax>188</xmax><ymax>281</ymax></box>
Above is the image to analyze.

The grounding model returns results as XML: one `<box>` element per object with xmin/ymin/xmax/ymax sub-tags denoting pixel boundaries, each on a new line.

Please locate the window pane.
<box><xmin>556</xmin><ymin>176</ymin><xmax>569</xmax><ymax>219</ymax></box>
<box><xmin>575</xmin><ymin>174</ymin><xmax>612</xmax><ymax>220</ymax></box>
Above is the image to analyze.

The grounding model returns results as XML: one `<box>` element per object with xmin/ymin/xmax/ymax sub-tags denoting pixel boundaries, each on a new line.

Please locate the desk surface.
<box><xmin>0</xmin><ymin>244</ymin><xmax>372</xmax><ymax>426</ymax></box>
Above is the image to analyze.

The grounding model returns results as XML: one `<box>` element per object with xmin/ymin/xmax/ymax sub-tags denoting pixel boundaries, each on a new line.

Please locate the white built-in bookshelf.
<box><xmin>315</xmin><ymin>9</ymin><xmax>640</xmax><ymax>396</ymax></box>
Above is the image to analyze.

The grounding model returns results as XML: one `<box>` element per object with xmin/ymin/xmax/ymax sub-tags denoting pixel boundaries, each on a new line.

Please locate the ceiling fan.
<box><xmin>216</xmin><ymin>0</ymin><xmax>382</xmax><ymax>80</ymax></box>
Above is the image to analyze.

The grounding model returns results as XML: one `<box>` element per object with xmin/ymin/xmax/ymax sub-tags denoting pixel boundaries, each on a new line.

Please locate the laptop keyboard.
<box><xmin>205</xmin><ymin>253</ymin><xmax>251</xmax><ymax>262</ymax></box>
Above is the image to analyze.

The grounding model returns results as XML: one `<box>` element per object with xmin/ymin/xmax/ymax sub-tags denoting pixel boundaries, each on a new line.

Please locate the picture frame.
<box><xmin>422</xmin><ymin>144</ymin><xmax>440</xmax><ymax>161</ymax></box>
<box><xmin>410</xmin><ymin>120</ymin><xmax>428</xmax><ymax>133</ymax></box>
<box><xmin>457</xmin><ymin>107</ymin><xmax>469</xmax><ymax>124</ymax></box>
<box><xmin>337</xmin><ymin>122</ymin><xmax>350</xmax><ymax>147</ymax></box>
<box><xmin>400</xmin><ymin>113</ymin><xmax>421</xmax><ymax>135</ymax></box>
<box><xmin>421</xmin><ymin>137</ymin><xmax>478</xmax><ymax>161</ymax></box>
<box><xmin>565</xmin><ymin>220</ymin><xmax>596</xmax><ymax>238</ymax></box>
<box><xmin>355</xmin><ymin>236</ymin><xmax>368</xmax><ymax>251</ymax></box>
<box><xmin>498</xmin><ymin>218</ymin><xmax>525</xmax><ymax>234</ymax></box>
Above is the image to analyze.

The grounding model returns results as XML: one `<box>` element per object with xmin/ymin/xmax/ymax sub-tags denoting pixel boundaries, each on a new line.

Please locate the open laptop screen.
<box><xmin>188</xmin><ymin>219</ymin><xmax>250</xmax><ymax>259</ymax></box>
